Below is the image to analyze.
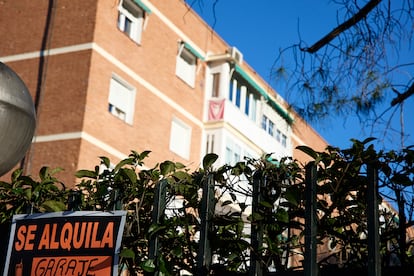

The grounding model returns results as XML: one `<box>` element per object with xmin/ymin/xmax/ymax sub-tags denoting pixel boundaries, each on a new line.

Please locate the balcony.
<box><xmin>207</xmin><ymin>99</ymin><xmax>291</xmax><ymax>158</ymax></box>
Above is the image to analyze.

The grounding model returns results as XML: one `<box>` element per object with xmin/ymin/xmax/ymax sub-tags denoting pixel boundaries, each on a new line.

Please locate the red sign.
<box><xmin>3</xmin><ymin>211</ymin><xmax>126</xmax><ymax>276</ymax></box>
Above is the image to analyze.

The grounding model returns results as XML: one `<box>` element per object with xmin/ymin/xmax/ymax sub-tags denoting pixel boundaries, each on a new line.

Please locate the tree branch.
<box><xmin>391</xmin><ymin>83</ymin><xmax>414</xmax><ymax>106</ymax></box>
<box><xmin>303</xmin><ymin>0</ymin><xmax>382</xmax><ymax>53</ymax></box>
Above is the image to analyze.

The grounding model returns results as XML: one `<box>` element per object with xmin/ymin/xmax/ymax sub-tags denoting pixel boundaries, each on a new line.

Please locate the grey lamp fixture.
<box><xmin>0</xmin><ymin>62</ymin><xmax>36</xmax><ymax>176</ymax></box>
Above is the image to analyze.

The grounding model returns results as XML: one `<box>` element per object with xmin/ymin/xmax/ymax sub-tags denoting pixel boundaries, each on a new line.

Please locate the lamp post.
<box><xmin>0</xmin><ymin>62</ymin><xmax>36</xmax><ymax>176</ymax></box>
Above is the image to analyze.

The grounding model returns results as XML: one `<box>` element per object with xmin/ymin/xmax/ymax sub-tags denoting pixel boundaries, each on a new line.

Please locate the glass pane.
<box><xmin>261</xmin><ymin>115</ymin><xmax>267</xmax><ymax>130</ymax></box>
<box><xmin>268</xmin><ymin>121</ymin><xmax>274</xmax><ymax>136</ymax></box>
<box><xmin>229</xmin><ymin>81</ymin><xmax>233</xmax><ymax>101</ymax></box>
<box><xmin>124</xmin><ymin>17</ymin><xmax>132</xmax><ymax>36</ymax></box>
<box><xmin>225</xmin><ymin>147</ymin><xmax>232</xmax><ymax>164</ymax></box>
<box><xmin>235</xmin><ymin>84</ymin><xmax>241</xmax><ymax>107</ymax></box>
<box><xmin>282</xmin><ymin>135</ymin><xmax>287</xmax><ymax>147</ymax></box>
<box><xmin>245</xmin><ymin>92</ymin><xmax>250</xmax><ymax>115</ymax></box>
<box><xmin>181</xmin><ymin>48</ymin><xmax>196</xmax><ymax>65</ymax></box>
<box><xmin>212</xmin><ymin>73</ymin><xmax>220</xmax><ymax>97</ymax></box>
<box><xmin>276</xmin><ymin>130</ymin><xmax>281</xmax><ymax>142</ymax></box>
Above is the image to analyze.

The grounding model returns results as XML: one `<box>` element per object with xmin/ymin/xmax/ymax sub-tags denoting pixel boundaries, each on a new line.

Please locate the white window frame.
<box><xmin>108</xmin><ymin>75</ymin><xmax>136</xmax><ymax>125</ymax></box>
<box><xmin>169</xmin><ymin>117</ymin><xmax>192</xmax><ymax>159</ymax></box>
<box><xmin>118</xmin><ymin>0</ymin><xmax>145</xmax><ymax>44</ymax></box>
<box><xmin>176</xmin><ymin>45</ymin><xmax>197</xmax><ymax>87</ymax></box>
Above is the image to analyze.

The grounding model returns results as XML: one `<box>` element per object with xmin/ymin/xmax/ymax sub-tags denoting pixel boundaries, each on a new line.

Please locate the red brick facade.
<box><xmin>0</xmin><ymin>0</ymin><xmax>327</xmax><ymax>185</ymax></box>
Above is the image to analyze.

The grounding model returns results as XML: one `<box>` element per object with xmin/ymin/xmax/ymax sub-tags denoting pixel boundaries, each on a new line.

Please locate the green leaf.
<box><xmin>276</xmin><ymin>208</ymin><xmax>289</xmax><ymax>223</ymax></box>
<box><xmin>296</xmin><ymin>145</ymin><xmax>318</xmax><ymax>159</ymax></box>
<box><xmin>203</xmin><ymin>153</ymin><xmax>218</xmax><ymax>170</ymax></box>
<box><xmin>250</xmin><ymin>212</ymin><xmax>264</xmax><ymax>221</ymax></box>
<box><xmin>171</xmin><ymin>246</ymin><xmax>183</xmax><ymax>257</ymax></box>
<box><xmin>39</xmin><ymin>167</ymin><xmax>50</xmax><ymax>181</ymax></box>
<box><xmin>139</xmin><ymin>150</ymin><xmax>151</xmax><ymax>160</ymax></box>
<box><xmin>172</xmin><ymin>171</ymin><xmax>190</xmax><ymax>181</ymax></box>
<box><xmin>228</xmin><ymin>252</ymin><xmax>239</xmax><ymax>261</ymax></box>
<box><xmin>99</xmin><ymin>156</ymin><xmax>111</xmax><ymax>169</ymax></box>
<box><xmin>75</xmin><ymin>169</ymin><xmax>98</xmax><ymax>179</ymax></box>
<box><xmin>158</xmin><ymin>256</ymin><xmax>170</xmax><ymax>275</ymax></box>
<box><xmin>284</xmin><ymin>188</ymin><xmax>299</xmax><ymax>206</ymax></box>
<box><xmin>0</xmin><ymin>181</ymin><xmax>11</xmax><ymax>189</ymax></box>
<box><xmin>48</xmin><ymin>167</ymin><xmax>64</xmax><ymax>176</ymax></box>
<box><xmin>141</xmin><ymin>259</ymin><xmax>156</xmax><ymax>272</ymax></box>
<box><xmin>114</xmin><ymin>157</ymin><xmax>135</xmax><ymax>172</ymax></box>
<box><xmin>160</xmin><ymin>160</ymin><xmax>175</xmax><ymax>175</ymax></box>
<box><xmin>17</xmin><ymin>176</ymin><xmax>36</xmax><ymax>186</ymax></box>
<box><xmin>119</xmin><ymin>248</ymin><xmax>135</xmax><ymax>259</ymax></box>
<box><xmin>175</xmin><ymin>162</ymin><xmax>186</xmax><ymax>169</ymax></box>
<box><xmin>41</xmin><ymin>200</ymin><xmax>66</xmax><ymax>212</ymax></box>
<box><xmin>361</xmin><ymin>137</ymin><xmax>376</xmax><ymax>144</ymax></box>
<box><xmin>259</xmin><ymin>200</ymin><xmax>273</xmax><ymax>208</ymax></box>
<box><xmin>11</xmin><ymin>169</ymin><xmax>23</xmax><ymax>181</ymax></box>
<box><xmin>148</xmin><ymin>223</ymin><xmax>167</xmax><ymax>239</ymax></box>
<box><xmin>24</xmin><ymin>188</ymin><xmax>32</xmax><ymax>200</ymax></box>
<box><xmin>119</xmin><ymin>168</ymin><xmax>137</xmax><ymax>183</ymax></box>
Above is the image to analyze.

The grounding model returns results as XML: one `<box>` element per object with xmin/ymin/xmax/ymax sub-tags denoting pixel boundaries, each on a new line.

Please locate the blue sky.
<box><xmin>188</xmin><ymin>1</ymin><xmax>414</xmax><ymax>150</ymax></box>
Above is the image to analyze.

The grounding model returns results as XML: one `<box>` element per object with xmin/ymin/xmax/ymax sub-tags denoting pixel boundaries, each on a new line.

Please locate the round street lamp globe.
<box><xmin>0</xmin><ymin>62</ymin><xmax>36</xmax><ymax>176</ymax></box>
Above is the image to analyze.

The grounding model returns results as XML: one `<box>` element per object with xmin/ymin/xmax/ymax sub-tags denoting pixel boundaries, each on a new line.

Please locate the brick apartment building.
<box><xmin>0</xmin><ymin>0</ymin><xmax>326</xmax><ymax>185</ymax></box>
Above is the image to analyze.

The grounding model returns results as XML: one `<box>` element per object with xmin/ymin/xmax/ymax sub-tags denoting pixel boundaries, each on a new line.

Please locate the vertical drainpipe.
<box><xmin>22</xmin><ymin>0</ymin><xmax>57</xmax><ymax>175</ymax></box>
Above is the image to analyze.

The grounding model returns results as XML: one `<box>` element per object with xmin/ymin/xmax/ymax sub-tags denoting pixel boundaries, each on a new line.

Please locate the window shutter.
<box><xmin>109</xmin><ymin>78</ymin><xmax>130</xmax><ymax>113</ymax></box>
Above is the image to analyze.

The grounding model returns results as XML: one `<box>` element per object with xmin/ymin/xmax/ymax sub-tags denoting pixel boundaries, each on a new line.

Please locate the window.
<box><xmin>262</xmin><ymin>115</ymin><xmax>279</xmax><ymax>137</ymax></box>
<box><xmin>170</xmin><ymin>117</ymin><xmax>192</xmax><ymax>159</ymax></box>
<box><xmin>235</xmin><ymin>83</ymin><xmax>242</xmax><ymax>108</ymax></box>
<box><xmin>275</xmin><ymin>129</ymin><xmax>281</xmax><ymax>142</ymax></box>
<box><xmin>118</xmin><ymin>0</ymin><xmax>146</xmax><ymax>44</ymax></box>
<box><xmin>261</xmin><ymin>115</ymin><xmax>268</xmax><ymax>131</ymax></box>
<box><xmin>229</xmin><ymin>73</ymin><xmax>260</xmax><ymax>121</ymax></box>
<box><xmin>281</xmin><ymin>134</ymin><xmax>287</xmax><ymax>148</ymax></box>
<box><xmin>245</xmin><ymin>93</ymin><xmax>250</xmax><ymax>115</ymax></box>
<box><xmin>211</xmin><ymin>73</ymin><xmax>220</xmax><ymax>97</ymax></box>
<box><xmin>176</xmin><ymin>46</ymin><xmax>197</xmax><ymax>87</ymax></box>
<box><xmin>108</xmin><ymin>76</ymin><xmax>135</xmax><ymax>124</ymax></box>
<box><xmin>205</xmin><ymin>134</ymin><xmax>215</xmax><ymax>153</ymax></box>
<box><xmin>225</xmin><ymin>143</ymin><xmax>241</xmax><ymax>165</ymax></box>
<box><xmin>229</xmin><ymin>79</ymin><xmax>236</xmax><ymax>102</ymax></box>
<box><xmin>268</xmin><ymin>120</ymin><xmax>274</xmax><ymax>136</ymax></box>
<box><xmin>225</xmin><ymin>146</ymin><xmax>232</xmax><ymax>165</ymax></box>
<box><xmin>249</xmin><ymin>94</ymin><xmax>257</xmax><ymax>121</ymax></box>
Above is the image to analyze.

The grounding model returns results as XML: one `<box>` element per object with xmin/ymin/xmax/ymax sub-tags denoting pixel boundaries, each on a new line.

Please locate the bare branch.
<box><xmin>304</xmin><ymin>0</ymin><xmax>382</xmax><ymax>53</ymax></box>
<box><xmin>391</xmin><ymin>83</ymin><xmax>414</xmax><ymax>106</ymax></box>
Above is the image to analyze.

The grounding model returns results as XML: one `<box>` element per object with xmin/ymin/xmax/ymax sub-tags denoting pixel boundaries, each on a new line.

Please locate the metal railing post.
<box><xmin>148</xmin><ymin>179</ymin><xmax>167</xmax><ymax>275</ymax></box>
<box><xmin>367</xmin><ymin>164</ymin><xmax>381</xmax><ymax>276</ymax></box>
<box><xmin>304</xmin><ymin>162</ymin><xmax>318</xmax><ymax>276</ymax></box>
<box><xmin>197</xmin><ymin>174</ymin><xmax>215</xmax><ymax>275</ymax></box>
<box><xmin>250</xmin><ymin>171</ymin><xmax>265</xmax><ymax>276</ymax></box>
